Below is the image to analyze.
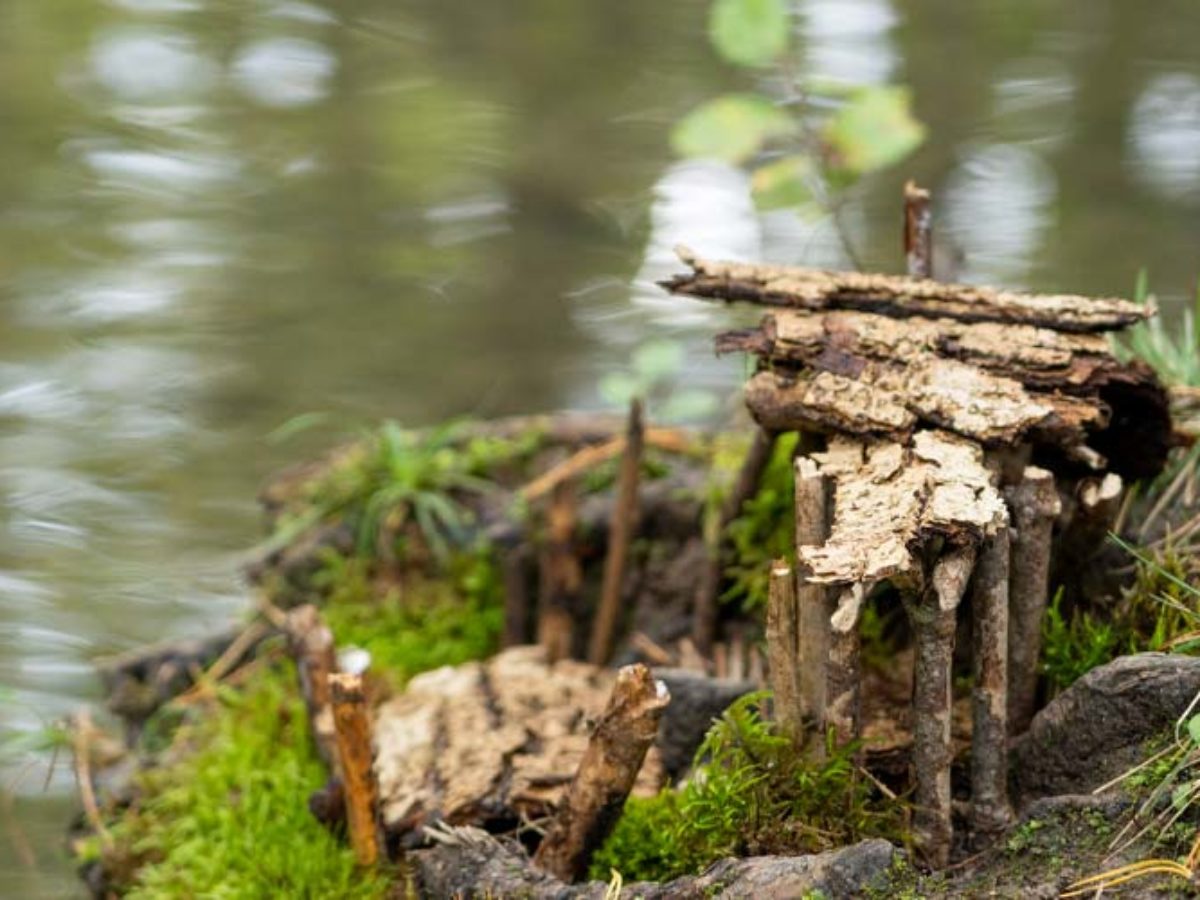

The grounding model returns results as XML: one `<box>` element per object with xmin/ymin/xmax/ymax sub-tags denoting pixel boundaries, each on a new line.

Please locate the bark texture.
<box><xmin>970</xmin><ymin>527</ymin><xmax>1011</xmax><ymax>838</ymax></box>
<box><xmin>664</xmin><ymin>247</ymin><xmax>1149</xmax><ymax>333</ymax></box>
<box><xmin>284</xmin><ymin>604</ymin><xmax>339</xmax><ymax>773</ymax></box>
<box><xmin>766</xmin><ymin>560</ymin><xmax>802</xmax><ymax>745</ymax></box>
<box><xmin>533</xmin><ymin>664</ymin><xmax>670</xmax><ymax>882</ymax></box>
<box><xmin>794</xmin><ymin>456</ymin><xmax>833</xmax><ymax>738</ymax></box>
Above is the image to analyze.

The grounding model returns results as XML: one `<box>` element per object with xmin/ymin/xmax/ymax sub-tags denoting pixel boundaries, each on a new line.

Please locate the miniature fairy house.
<box><xmin>663</xmin><ymin>231</ymin><xmax>1172</xmax><ymax>865</ymax></box>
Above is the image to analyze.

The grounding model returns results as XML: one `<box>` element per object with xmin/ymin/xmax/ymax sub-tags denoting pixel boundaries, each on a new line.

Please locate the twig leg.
<box><xmin>970</xmin><ymin>527</ymin><xmax>1011</xmax><ymax>838</ymax></box>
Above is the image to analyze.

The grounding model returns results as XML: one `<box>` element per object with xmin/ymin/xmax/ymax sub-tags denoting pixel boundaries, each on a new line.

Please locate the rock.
<box><xmin>412</xmin><ymin>833</ymin><xmax>901</xmax><ymax>900</ymax></box>
<box><xmin>653</xmin><ymin>668</ymin><xmax>755</xmax><ymax>778</ymax></box>
<box><xmin>1013</xmin><ymin>653</ymin><xmax>1200</xmax><ymax>803</ymax></box>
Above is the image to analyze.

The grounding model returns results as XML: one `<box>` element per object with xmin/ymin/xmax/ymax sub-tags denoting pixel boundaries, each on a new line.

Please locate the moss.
<box><xmin>590</xmin><ymin>693</ymin><xmax>907</xmax><ymax>883</ymax></box>
<box><xmin>104</xmin><ymin>661</ymin><xmax>391</xmax><ymax>899</ymax></box>
<box><xmin>316</xmin><ymin>547</ymin><xmax>504</xmax><ymax>688</ymax></box>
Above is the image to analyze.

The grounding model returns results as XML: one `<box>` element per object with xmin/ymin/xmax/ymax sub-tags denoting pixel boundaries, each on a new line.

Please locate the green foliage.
<box><xmin>269</xmin><ymin>421</ymin><xmax>538</xmax><ymax>562</ymax></box>
<box><xmin>708</xmin><ymin>0</ymin><xmax>789</xmax><ymax>68</ymax></box>
<box><xmin>317</xmin><ymin>547</ymin><xmax>504</xmax><ymax>687</ymax></box>
<box><xmin>1113</xmin><ymin>270</ymin><xmax>1200</xmax><ymax>387</ymax></box>
<box><xmin>673</xmin><ymin>0</ymin><xmax>926</xmax><ymax>249</ymax></box>
<box><xmin>106</xmin><ymin>662</ymin><xmax>390</xmax><ymax>899</ymax></box>
<box><xmin>600</xmin><ymin>339</ymin><xmax>720</xmax><ymax>423</ymax></box>
<box><xmin>825</xmin><ymin>87</ymin><xmax>926</xmax><ymax>176</ymax></box>
<box><xmin>590</xmin><ymin>694</ymin><xmax>906</xmax><ymax>883</ymax></box>
<box><xmin>1040</xmin><ymin>590</ymin><xmax>1122</xmax><ymax>694</ymax></box>
<box><xmin>720</xmin><ymin>433</ymin><xmax>798</xmax><ymax>611</ymax></box>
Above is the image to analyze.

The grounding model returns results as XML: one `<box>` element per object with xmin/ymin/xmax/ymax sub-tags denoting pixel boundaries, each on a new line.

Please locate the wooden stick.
<box><xmin>904</xmin><ymin>180</ymin><xmax>933</xmax><ymax>279</ymax></box>
<box><xmin>826</xmin><ymin>584</ymin><xmax>864</xmax><ymax>751</ymax></box>
<box><xmin>589</xmin><ymin>399</ymin><xmax>645</xmax><ymax>666</ymax></box>
<box><xmin>538</xmin><ymin>479</ymin><xmax>582</xmax><ymax>663</ymax></box>
<box><xmin>693</xmin><ymin>428</ymin><xmax>778</xmax><ymax>653</ymax></box>
<box><xmin>794</xmin><ymin>456</ymin><xmax>832</xmax><ymax>740</ymax></box>
<box><xmin>533</xmin><ymin>664</ymin><xmax>670</xmax><ymax>882</ymax></box>
<box><xmin>285</xmin><ymin>604</ymin><xmax>339</xmax><ymax>772</ymax></box>
<box><xmin>970</xmin><ymin>526</ymin><xmax>1011</xmax><ymax>839</ymax></box>
<box><xmin>519</xmin><ymin>428</ymin><xmax>694</xmax><ymax>502</ymax></box>
<box><xmin>71</xmin><ymin>710</ymin><xmax>113</xmax><ymax>851</ymax></box>
<box><xmin>911</xmin><ymin>546</ymin><xmax>976</xmax><ymax>869</ymax></box>
<box><xmin>501</xmin><ymin>545</ymin><xmax>532</xmax><ymax>648</ymax></box>
<box><xmin>766</xmin><ymin>560</ymin><xmax>802</xmax><ymax>745</ymax></box>
<box><xmin>1005</xmin><ymin>466</ymin><xmax>1059</xmax><ymax>735</ymax></box>
<box><xmin>328</xmin><ymin>673</ymin><xmax>384</xmax><ymax>867</ymax></box>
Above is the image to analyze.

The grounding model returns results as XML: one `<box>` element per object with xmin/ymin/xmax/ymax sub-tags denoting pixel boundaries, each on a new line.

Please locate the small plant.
<box><xmin>590</xmin><ymin>693</ymin><xmax>906</xmax><ymax>883</ymax></box>
<box><xmin>674</xmin><ymin>0</ymin><xmax>926</xmax><ymax>263</ymax></box>
<box><xmin>1114</xmin><ymin>270</ymin><xmax>1200</xmax><ymax>387</ymax></box>
<box><xmin>1040</xmin><ymin>589</ymin><xmax>1121</xmax><ymax>695</ymax></box>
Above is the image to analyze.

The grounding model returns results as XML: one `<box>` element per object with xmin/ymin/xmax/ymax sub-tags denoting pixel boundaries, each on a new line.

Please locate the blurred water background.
<box><xmin>2</xmin><ymin>1</ymin><xmax>1200</xmax><ymax>894</ymax></box>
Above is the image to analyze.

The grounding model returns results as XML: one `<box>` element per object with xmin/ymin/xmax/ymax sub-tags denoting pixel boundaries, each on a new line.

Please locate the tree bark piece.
<box><xmin>533</xmin><ymin>664</ymin><xmax>671</xmax><ymax>882</ymax></box>
<box><xmin>285</xmin><ymin>604</ymin><xmax>339</xmax><ymax>772</ymax></box>
<box><xmin>766</xmin><ymin>560</ymin><xmax>802</xmax><ymax>745</ymax></box>
<box><xmin>970</xmin><ymin>527</ymin><xmax>1011</xmax><ymax>839</ymax></box>
<box><xmin>904</xmin><ymin>180</ymin><xmax>933</xmax><ymax>279</ymax></box>
<box><xmin>1006</xmin><ymin>466</ymin><xmax>1060</xmax><ymax>735</ymax></box>
<box><xmin>826</xmin><ymin>585</ymin><xmax>864</xmax><ymax>749</ymax></box>
<box><xmin>794</xmin><ymin>457</ymin><xmax>833</xmax><ymax>740</ymax></box>
<box><xmin>911</xmin><ymin>547</ymin><xmax>976</xmax><ymax>869</ymax></box>
<box><xmin>589</xmin><ymin>400</ymin><xmax>645</xmax><ymax>666</ymax></box>
<box><xmin>693</xmin><ymin>428</ymin><xmax>778</xmax><ymax>654</ymax></box>
<box><xmin>328</xmin><ymin>672</ymin><xmax>385</xmax><ymax>867</ymax></box>
<box><xmin>539</xmin><ymin>479</ymin><xmax>582</xmax><ymax>663</ymax></box>
<box><xmin>664</xmin><ymin>246</ymin><xmax>1149</xmax><ymax>333</ymax></box>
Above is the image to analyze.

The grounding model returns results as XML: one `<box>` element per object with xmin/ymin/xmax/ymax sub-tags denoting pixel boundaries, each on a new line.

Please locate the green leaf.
<box><xmin>709</xmin><ymin>0</ymin><xmax>789</xmax><ymax>67</ymax></box>
<box><xmin>660</xmin><ymin>389</ymin><xmax>720</xmax><ymax>422</ymax></box>
<box><xmin>600</xmin><ymin>371</ymin><xmax>641</xmax><ymax>406</ymax></box>
<box><xmin>825</xmin><ymin>86</ymin><xmax>926</xmax><ymax>175</ymax></box>
<box><xmin>632</xmin><ymin>340</ymin><xmax>685</xmax><ymax>382</ymax></box>
<box><xmin>751</xmin><ymin>155</ymin><xmax>815</xmax><ymax>209</ymax></box>
<box><xmin>1188</xmin><ymin>714</ymin><xmax>1200</xmax><ymax>746</ymax></box>
<box><xmin>672</xmin><ymin>94</ymin><xmax>794</xmax><ymax>163</ymax></box>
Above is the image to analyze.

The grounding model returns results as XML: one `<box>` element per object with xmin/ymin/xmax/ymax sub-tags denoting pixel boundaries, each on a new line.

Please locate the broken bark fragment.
<box><xmin>284</xmin><ymin>604</ymin><xmax>339</xmax><ymax>773</ymax></box>
<box><xmin>589</xmin><ymin>399</ymin><xmax>644</xmax><ymax>666</ymax></box>
<box><xmin>693</xmin><ymin>428</ymin><xmax>778</xmax><ymax>654</ymax></box>
<box><xmin>533</xmin><ymin>664</ymin><xmax>670</xmax><ymax>882</ymax></box>
<box><xmin>911</xmin><ymin>547</ymin><xmax>976</xmax><ymax>869</ymax></box>
<box><xmin>664</xmin><ymin>247</ymin><xmax>1149</xmax><ymax>333</ymax></box>
<box><xmin>538</xmin><ymin>479</ymin><xmax>582</xmax><ymax>663</ymax></box>
<box><xmin>970</xmin><ymin>527</ymin><xmax>1011</xmax><ymax>838</ymax></box>
<box><xmin>766</xmin><ymin>560</ymin><xmax>802</xmax><ymax>745</ymax></box>
<box><xmin>904</xmin><ymin>180</ymin><xmax>933</xmax><ymax>279</ymax></box>
<box><xmin>328</xmin><ymin>672</ymin><xmax>385</xmax><ymax>867</ymax></box>
<box><xmin>826</xmin><ymin>584</ymin><xmax>864</xmax><ymax>749</ymax></box>
<box><xmin>1005</xmin><ymin>467</ymin><xmax>1060</xmax><ymax>735</ymax></box>
<box><xmin>794</xmin><ymin>456</ymin><xmax>833</xmax><ymax>739</ymax></box>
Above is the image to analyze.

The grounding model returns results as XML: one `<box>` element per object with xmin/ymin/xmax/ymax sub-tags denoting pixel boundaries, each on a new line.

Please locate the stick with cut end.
<box><xmin>538</xmin><ymin>478</ymin><xmax>582</xmax><ymax>663</ymax></box>
<box><xmin>904</xmin><ymin>180</ymin><xmax>933</xmax><ymax>279</ymax></box>
<box><xmin>589</xmin><ymin>399</ymin><xmax>644</xmax><ymax>666</ymax></box>
<box><xmin>970</xmin><ymin>527</ymin><xmax>1011</xmax><ymax>839</ymax></box>
<box><xmin>328</xmin><ymin>673</ymin><xmax>384</xmax><ymax>867</ymax></box>
<box><xmin>693</xmin><ymin>428</ymin><xmax>778</xmax><ymax>654</ymax></box>
<box><xmin>285</xmin><ymin>604</ymin><xmax>339</xmax><ymax>772</ymax></box>
<box><xmin>533</xmin><ymin>664</ymin><xmax>670</xmax><ymax>882</ymax></box>
<box><xmin>1005</xmin><ymin>466</ymin><xmax>1060</xmax><ymax>735</ymax></box>
<box><xmin>794</xmin><ymin>456</ymin><xmax>832</xmax><ymax>746</ymax></box>
<box><xmin>766</xmin><ymin>560</ymin><xmax>802</xmax><ymax>745</ymax></box>
<box><xmin>911</xmin><ymin>546</ymin><xmax>976</xmax><ymax>869</ymax></box>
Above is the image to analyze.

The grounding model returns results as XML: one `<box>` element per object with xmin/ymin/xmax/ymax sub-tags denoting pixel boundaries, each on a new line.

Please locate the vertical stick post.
<box><xmin>970</xmin><ymin>526</ymin><xmax>1011</xmax><ymax>838</ymax></box>
<box><xmin>328</xmin><ymin>673</ymin><xmax>384</xmax><ymax>867</ymax></box>
<box><xmin>794</xmin><ymin>456</ymin><xmax>832</xmax><ymax>744</ymax></box>
<box><xmin>284</xmin><ymin>604</ymin><xmax>339</xmax><ymax>772</ymax></box>
<box><xmin>1005</xmin><ymin>466</ymin><xmax>1059</xmax><ymax>735</ymax></box>
<box><xmin>539</xmin><ymin>478</ymin><xmax>582</xmax><ymax>663</ymax></box>
<box><xmin>904</xmin><ymin>179</ymin><xmax>933</xmax><ymax>279</ymax></box>
<box><xmin>766</xmin><ymin>560</ymin><xmax>802</xmax><ymax>745</ymax></box>
<box><xmin>589</xmin><ymin>399</ymin><xmax>644</xmax><ymax>666</ymax></box>
<box><xmin>912</xmin><ymin>546</ymin><xmax>975</xmax><ymax>868</ymax></box>
<box><xmin>502</xmin><ymin>545</ymin><xmax>532</xmax><ymax>648</ymax></box>
<box><xmin>826</xmin><ymin>584</ymin><xmax>864</xmax><ymax>751</ymax></box>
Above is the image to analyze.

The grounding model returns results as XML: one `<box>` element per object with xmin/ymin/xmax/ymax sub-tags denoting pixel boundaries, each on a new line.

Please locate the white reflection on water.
<box><xmin>799</xmin><ymin>0</ymin><xmax>898</xmax><ymax>86</ymax></box>
<box><xmin>1128</xmin><ymin>72</ymin><xmax>1200</xmax><ymax>204</ymax></box>
<box><xmin>231</xmin><ymin>37</ymin><xmax>337</xmax><ymax>108</ymax></box>
<box><xmin>992</xmin><ymin>57</ymin><xmax>1077</xmax><ymax>150</ymax></box>
<box><xmin>91</xmin><ymin>28</ymin><xmax>217</xmax><ymax>102</ymax></box>
<box><xmin>72</xmin><ymin>140</ymin><xmax>241</xmax><ymax>195</ymax></box>
<box><xmin>943</xmin><ymin>142</ymin><xmax>1058</xmax><ymax>285</ymax></box>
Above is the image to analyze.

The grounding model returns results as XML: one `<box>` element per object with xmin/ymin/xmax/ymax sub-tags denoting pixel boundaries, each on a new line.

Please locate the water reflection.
<box><xmin>2</xmin><ymin>0</ymin><xmax>1200</xmax><ymax>895</ymax></box>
